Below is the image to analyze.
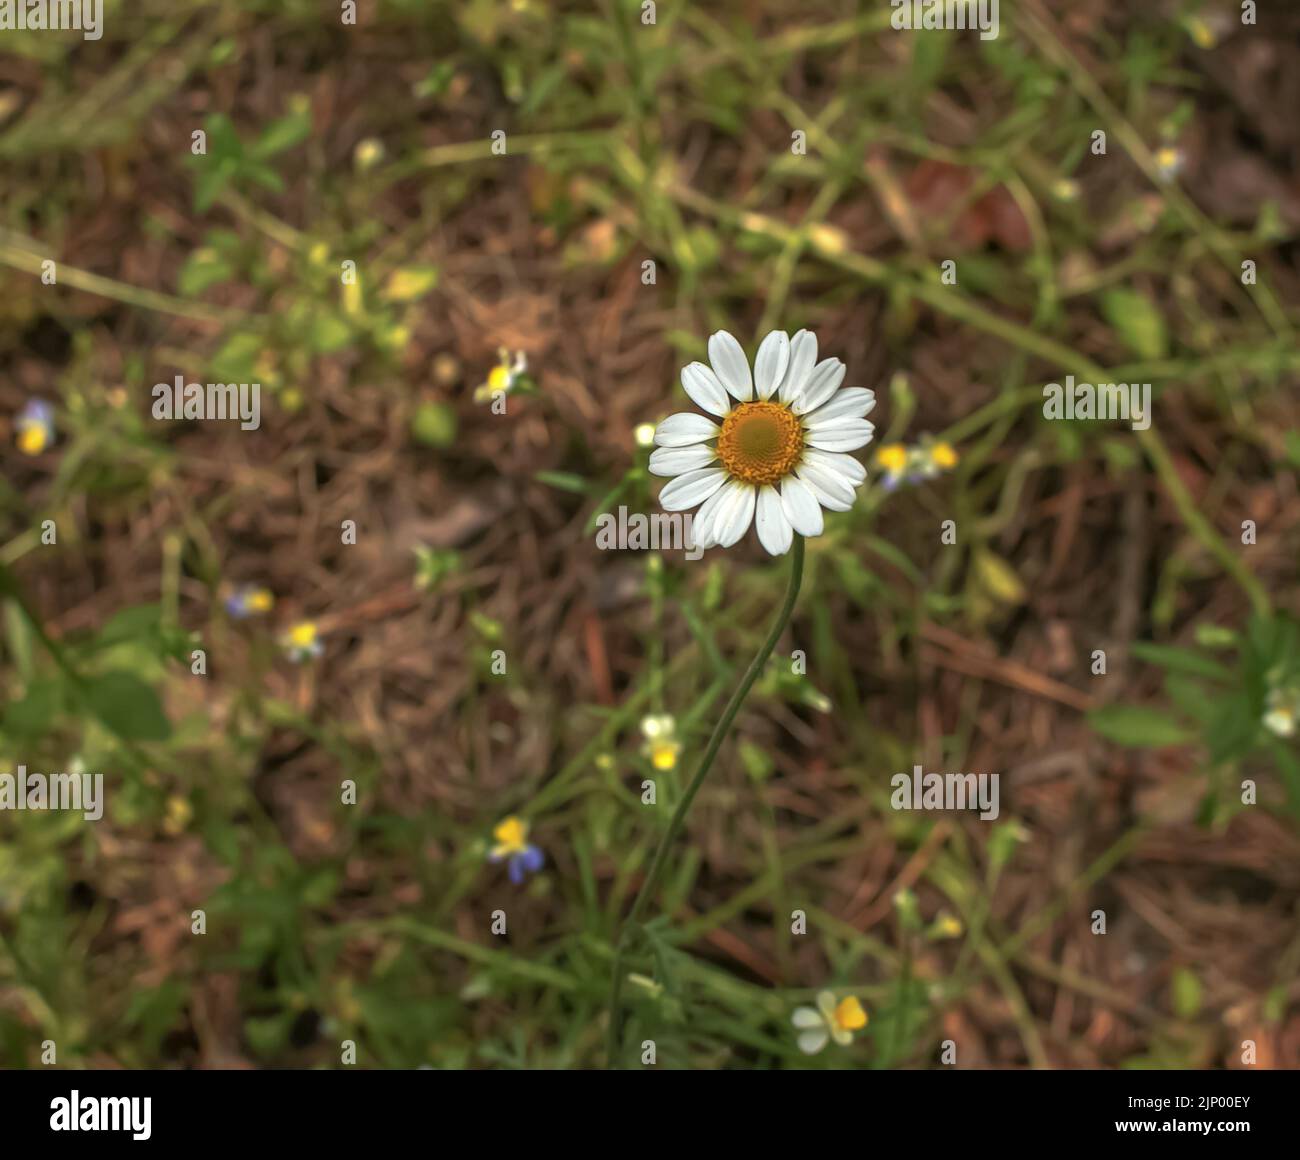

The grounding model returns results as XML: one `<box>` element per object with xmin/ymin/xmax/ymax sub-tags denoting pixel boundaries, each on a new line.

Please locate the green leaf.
<box><xmin>382</xmin><ymin>266</ymin><xmax>440</xmax><ymax>303</ymax></box>
<box><xmin>178</xmin><ymin>247</ymin><xmax>237</xmax><ymax>297</ymax></box>
<box><xmin>4</xmin><ymin>599</ymin><xmax>34</xmax><ymax>681</ymax></box>
<box><xmin>1171</xmin><ymin>967</ymin><xmax>1202</xmax><ymax>1020</ymax></box>
<box><xmin>193</xmin><ymin>168</ymin><xmax>231</xmax><ymax>214</ymax></box>
<box><xmin>972</xmin><ymin>549</ymin><xmax>1027</xmax><ymax>605</ymax></box>
<box><xmin>203</xmin><ymin>114</ymin><xmax>243</xmax><ymax>161</ymax></box>
<box><xmin>1129</xmin><ymin>642</ymin><xmax>1231</xmax><ymax>681</ymax></box>
<box><xmin>252</xmin><ymin>112</ymin><xmax>312</xmax><ymax>159</ymax></box>
<box><xmin>3</xmin><ymin>678</ymin><xmax>64</xmax><ymax>739</ymax></box>
<box><xmin>1088</xmin><ymin>704</ymin><xmax>1191</xmax><ymax>747</ymax></box>
<box><xmin>212</xmin><ymin>331</ymin><xmax>264</xmax><ymax>382</ymax></box>
<box><xmin>1165</xmin><ymin>674</ymin><xmax>1217</xmax><ymax>721</ymax></box>
<box><xmin>533</xmin><ymin>470</ymin><xmax>590</xmax><ymax>495</ymax></box>
<box><xmin>308</xmin><ymin>312</ymin><xmax>352</xmax><ymax>354</ymax></box>
<box><xmin>1102</xmin><ymin>288</ymin><xmax>1167</xmax><ymax>360</ymax></box>
<box><xmin>410</xmin><ymin>401</ymin><xmax>457</xmax><ymax>448</ymax></box>
<box><xmin>244</xmin><ymin>162</ymin><xmax>285</xmax><ymax>194</ymax></box>
<box><xmin>94</xmin><ymin>604</ymin><xmax>164</xmax><ymax>647</ymax></box>
<box><xmin>1207</xmin><ymin>693</ymin><xmax>1260</xmax><ymax>763</ymax></box>
<box><xmin>82</xmin><ymin>673</ymin><xmax>172</xmax><ymax>742</ymax></box>
<box><xmin>1267</xmin><ymin>739</ymin><xmax>1300</xmax><ymax>817</ymax></box>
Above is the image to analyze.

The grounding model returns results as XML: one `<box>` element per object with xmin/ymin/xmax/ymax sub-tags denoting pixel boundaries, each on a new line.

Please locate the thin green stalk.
<box><xmin>605</xmin><ymin>536</ymin><xmax>806</xmax><ymax>1067</ymax></box>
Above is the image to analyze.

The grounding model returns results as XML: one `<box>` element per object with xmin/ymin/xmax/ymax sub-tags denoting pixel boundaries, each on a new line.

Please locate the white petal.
<box><xmin>753</xmin><ymin>331</ymin><xmax>790</xmax><ymax>401</ymax></box>
<box><xmin>659</xmin><ymin>468</ymin><xmax>726</xmax><ymax>512</ymax></box>
<box><xmin>780</xmin><ymin>476</ymin><xmax>824</xmax><ymax>537</ymax></box>
<box><xmin>802</xmin><ymin>448</ymin><xmax>866</xmax><ymax>486</ymax></box>
<box><xmin>681</xmin><ymin>362</ymin><xmax>731</xmax><ymax>418</ymax></box>
<box><xmin>791</xmin><ymin>1007</ymin><xmax>823</xmax><ymax>1030</ymax></box>
<box><xmin>803</xmin><ymin>387</ymin><xmax>876</xmax><ymax>426</ymax></box>
<box><xmin>792</xmin><ymin>358</ymin><xmax>845</xmax><ymax>415</ymax></box>
<box><xmin>691</xmin><ymin>479</ymin><xmax>740</xmax><ymax>548</ymax></box>
<box><xmin>708</xmin><ymin>331</ymin><xmax>753</xmax><ymax>402</ymax></box>
<box><xmin>797</xmin><ymin>1028</ymin><xmax>829</xmax><ymax>1055</ymax></box>
<box><xmin>755</xmin><ymin>485</ymin><xmax>793</xmax><ymax>555</ymax></box>
<box><xmin>778</xmin><ymin>329</ymin><xmax>818</xmax><ymax>405</ymax></box>
<box><xmin>648</xmin><ymin>443</ymin><xmax>716</xmax><ymax>477</ymax></box>
<box><xmin>653</xmin><ymin>412</ymin><xmax>720</xmax><ymax>447</ymax></box>
<box><xmin>795</xmin><ymin>462</ymin><xmax>855</xmax><ymax>511</ymax></box>
<box><xmin>716</xmin><ymin>483</ymin><xmax>757</xmax><ymax>548</ymax></box>
<box><xmin>805</xmin><ymin>420</ymin><xmax>875</xmax><ymax>453</ymax></box>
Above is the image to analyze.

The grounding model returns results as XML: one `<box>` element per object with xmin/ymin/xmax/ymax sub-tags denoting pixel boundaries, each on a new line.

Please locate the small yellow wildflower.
<box><xmin>226</xmin><ymin>585</ymin><xmax>275</xmax><ymax>619</ymax></box>
<box><xmin>875</xmin><ymin>443</ymin><xmax>908</xmax><ymax>473</ymax></box>
<box><xmin>640</xmin><ymin>714</ymin><xmax>682</xmax><ymax>772</ymax></box>
<box><xmin>488</xmin><ymin>815</ymin><xmax>544</xmax><ymax>883</ymax></box>
<box><xmin>874</xmin><ymin>443</ymin><xmax>909</xmax><ymax>489</ymax></box>
<box><xmin>474</xmin><ymin>348</ymin><xmax>527</xmax><ymax>405</ymax></box>
<box><xmin>792</xmin><ymin>991</ymin><xmax>868</xmax><ymax>1054</ymax></box>
<box><xmin>929</xmin><ymin>441</ymin><xmax>958</xmax><ymax>470</ymax></box>
<box><xmin>284</xmin><ymin>620</ymin><xmax>323</xmax><ymax>663</ymax></box>
<box><xmin>928</xmin><ymin>912</ymin><xmax>964</xmax><ymax>940</ymax></box>
<box><xmin>353</xmin><ymin>138</ymin><xmax>385</xmax><ymax>171</ymax></box>
<box><xmin>1154</xmin><ymin>146</ymin><xmax>1184</xmax><ymax>181</ymax></box>
<box><xmin>1185</xmin><ymin>15</ymin><xmax>1222</xmax><ymax>50</ymax></box>
<box><xmin>1052</xmin><ymin>177</ymin><xmax>1080</xmax><ymax>202</ymax></box>
<box><xmin>163</xmin><ymin>794</ymin><xmax>194</xmax><ymax>836</ymax></box>
<box><xmin>15</xmin><ymin>399</ymin><xmax>55</xmax><ymax>456</ymax></box>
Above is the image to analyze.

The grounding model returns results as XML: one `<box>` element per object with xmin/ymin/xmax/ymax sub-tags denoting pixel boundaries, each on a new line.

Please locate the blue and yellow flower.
<box><xmin>874</xmin><ymin>437</ymin><xmax>959</xmax><ymax>491</ymax></box>
<box><xmin>488</xmin><ymin>815</ymin><xmax>544</xmax><ymax>883</ymax></box>
<box><xmin>873</xmin><ymin>442</ymin><xmax>909</xmax><ymax>491</ymax></box>
<box><xmin>283</xmin><ymin>620</ymin><xmax>323</xmax><ymax>663</ymax></box>
<box><xmin>15</xmin><ymin>399</ymin><xmax>55</xmax><ymax>456</ymax></box>
<box><xmin>225</xmin><ymin>585</ymin><xmax>275</xmax><ymax>619</ymax></box>
<box><xmin>791</xmin><ymin>991</ymin><xmax>868</xmax><ymax>1054</ymax></box>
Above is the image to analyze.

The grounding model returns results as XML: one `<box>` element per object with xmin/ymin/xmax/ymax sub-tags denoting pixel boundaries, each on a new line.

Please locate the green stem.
<box><xmin>605</xmin><ymin>536</ymin><xmax>806</xmax><ymax>1067</ymax></box>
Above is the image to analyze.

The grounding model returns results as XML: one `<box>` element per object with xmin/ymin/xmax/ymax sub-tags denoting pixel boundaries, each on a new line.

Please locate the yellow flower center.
<box><xmin>875</xmin><ymin>443</ymin><xmax>907</xmax><ymax>473</ymax></box>
<box><xmin>246</xmin><ymin>589</ymin><xmax>274</xmax><ymax>612</ymax></box>
<box><xmin>930</xmin><ymin>442</ymin><xmax>958</xmax><ymax>469</ymax></box>
<box><xmin>289</xmin><ymin>622</ymin><xmax>318</xmax><ymax>648</ymax></box>
<box><xmin>716</xmin><ymin>402</ymin><xmax>803</xmax><ymax>486</ymax></box>
<box><xmin>493</xmin><ymin>816</ymin><xmax>528</xmax><ymax>853</ymax></box>
<box><xmin>18</xmin><ymin>425</ymin><xmax>47</xmax><ymax>455</ymax></box>
<box><xmin>650</xmin><ymin>741</ymin><xmax>680</xmax><ymax>771</ymax></box>
<box><xmin>833</xmin><ymin>996</ymin><xmax>867</xmax><ymax>1032</ymax></box>
<box><xmin>487</xmin><ymin>365</ymin><xmax>513</xmax><ymax>393</ymax></box>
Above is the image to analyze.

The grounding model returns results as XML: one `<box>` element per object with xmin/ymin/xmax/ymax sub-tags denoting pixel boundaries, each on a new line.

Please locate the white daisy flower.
<box><xmin>649</xmin><ymin>330</ymin><xmax>874</xmax><ymax>555</ymax></box>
